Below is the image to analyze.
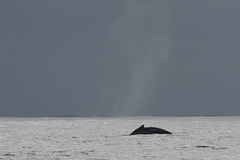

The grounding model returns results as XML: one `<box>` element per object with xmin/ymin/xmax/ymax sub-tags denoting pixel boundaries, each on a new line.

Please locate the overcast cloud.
<box><xmin>1</xmin><ymin>0</ymin><xmax>240</xmax><ymax>116</ymax></box>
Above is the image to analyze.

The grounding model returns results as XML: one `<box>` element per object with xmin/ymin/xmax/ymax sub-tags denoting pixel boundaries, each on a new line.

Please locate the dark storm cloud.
<box><xmin>0</xmin><ymin>0</ymin><xmax>123</xmax><ymax>116</ymax></box>
<box><xmin>1</xmin><ymin>0</ymin><xmax>240</xmax><ymax>116</ymax></box>
<box><xmin>164</xmin><ymin>0</ymin><xmax>240</xmax><ymax>115</ymax></box>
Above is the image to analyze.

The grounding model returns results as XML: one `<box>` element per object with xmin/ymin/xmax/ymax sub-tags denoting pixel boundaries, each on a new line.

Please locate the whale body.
<box><xmin>130</xmin><ymin>125</ymin><xmax>172</xmax><ymax>135</ymax></box>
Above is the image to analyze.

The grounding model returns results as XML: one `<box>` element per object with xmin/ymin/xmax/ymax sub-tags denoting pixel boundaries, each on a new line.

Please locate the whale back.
<box><xmin>129</xmin><ymin>125</ymin><xmax>145</xmax><ymax>135</ymax></box>
<box><xmin>130</xmin><ymin>125</ymin><xmax>172</xmax><ymax>135</ymax></box>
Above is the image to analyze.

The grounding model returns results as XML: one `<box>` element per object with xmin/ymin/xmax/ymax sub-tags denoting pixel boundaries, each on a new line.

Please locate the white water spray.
<box><xmin>98</xmin><ymin>1</ymin><xmax>172</xmax><ymax>116</ymax></box>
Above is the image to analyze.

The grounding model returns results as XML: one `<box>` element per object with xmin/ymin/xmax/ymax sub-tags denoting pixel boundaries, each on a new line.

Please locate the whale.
<box><xmin>130</xmin><ymin>125</ymin><xmax>172</xmax><ymax>135</ymax></box>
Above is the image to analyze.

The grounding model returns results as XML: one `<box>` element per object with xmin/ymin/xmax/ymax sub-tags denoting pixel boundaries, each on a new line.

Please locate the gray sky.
<box><xmin>1</xmin><ymin>0</ymin><xmax>240</xmax><ymax>116</ymax></box>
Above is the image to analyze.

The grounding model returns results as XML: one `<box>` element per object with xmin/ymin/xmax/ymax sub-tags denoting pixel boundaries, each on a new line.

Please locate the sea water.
<box><xmin>0</xmin><ymin>116</ymin><xmax>240</xmax><ymax>160</ymax></box>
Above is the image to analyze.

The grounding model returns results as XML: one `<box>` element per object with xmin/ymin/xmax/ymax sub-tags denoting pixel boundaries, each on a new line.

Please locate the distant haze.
<box><xmin>1</xmin><ymin>0</ymin><xmax>240</xmax><ymax>116</ymax></box>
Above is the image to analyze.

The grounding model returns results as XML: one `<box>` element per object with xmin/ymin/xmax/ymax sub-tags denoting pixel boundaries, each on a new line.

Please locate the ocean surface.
<box><xmin>0</xmin><ymin>116</ymin><xmax>240</xmax><ymax>160</ymax></box>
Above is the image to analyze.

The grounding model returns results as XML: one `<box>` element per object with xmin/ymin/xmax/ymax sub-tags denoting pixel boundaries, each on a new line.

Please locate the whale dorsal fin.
<box><xmin>140</xmin><ymin>125</ymin><xmax>144</xmax><ymax>128</ymax></box>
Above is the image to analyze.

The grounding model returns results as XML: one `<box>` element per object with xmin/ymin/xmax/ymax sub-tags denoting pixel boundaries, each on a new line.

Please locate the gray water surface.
<box><xmin>1</xmin><ymin>116</ymin><xmax>240</xmax><ymax>160</ymax></box>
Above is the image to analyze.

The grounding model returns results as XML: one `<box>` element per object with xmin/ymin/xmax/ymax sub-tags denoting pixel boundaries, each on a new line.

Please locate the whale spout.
<box><xmin>130</xmin><ymin>125</ymin><xmax>172</xmax><ymax>135</ymax></box>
